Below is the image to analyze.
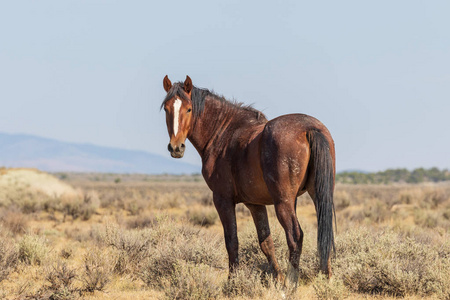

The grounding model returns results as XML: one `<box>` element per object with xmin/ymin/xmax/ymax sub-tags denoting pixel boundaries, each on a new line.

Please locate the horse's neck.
<box><xmin>188</xmin><ymin>98</ymin><xmax>236</xmax><ymax>160</ymax></box>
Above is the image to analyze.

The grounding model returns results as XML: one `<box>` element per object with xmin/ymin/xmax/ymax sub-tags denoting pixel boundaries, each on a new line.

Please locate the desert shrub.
<box><xmin>0</xmin><ymin>187</ymin><xmax>47</xmax><ymax>213</ymax></box>
<box><xmin>153</xmin><ymin>192</ymin><xmax>185</xmax><ymax>209</ymax></box>
<box><xmin>126</xmin><ymin>213</ymin><xmax>156</xmax><ymax>229</ymax></box>
<box><xmin>164</xmin><ymin>261</ymin><xmax>221</xmax><ymax>300</ymax></box>
<box><xmin>61</xmin><ymin>193</ymin><xmax>99</xmax><ymax>221</ymax></box>
<box><xmin>139</xmin><ymin>248</ymin><xmax>178</xmax><ymax>288</ymax></box>
<box><xmin>363</xmin><ymin>199</ymin><xmax>391</xmax><ymax>223</ymax></box>
<box><xmin>313</xmin><ymin>273</ymin><xmax>348</xmax><ymax>300</ymax></box>
<box><xmin>137</xmin><ymin>216</ymin><xmax>224</xmax><ymax>289</ymax></box>
<box><xmin>20</xmin><ymin>195</ymin><xmax>42</xmax><ymax>214</ymax></box>
<box><xmin>81</xmin><ymin>248</ymin><xmax>112</xmax><ymax>292</ymax></box>
<box><xmin>414</xmin><ymin>209</ymin><xmax>440</xmax><ymax>229</ymax></box>
<box><xmin>199</xmin><ymin>194</ymin><xmax>214</xmax><ymax>206</ymax></box>
<box><xmin>186</xmin><ymin>206</ymin><xmax>218</xmax><ymax>227</ymax></box>
<box><xmin>0</xmin><ymin>206</ymin><xmax>28</xmax><ymax>234</ymax></box>
<box><xmin>18</xmin><ymin>234</ymin><xmax>48</xmax><ymax>265</ymax></box>
<box><xmin>31</xmin><ymin>263</ymin><xmax>79</xmax><ymax>300</ymax></box>
<box><xmin>60</xmin><ymin>247</ymin><xmax>73</xmax><ymax>259</ymax></box>
<box><xmin>334</xmin><ymin>190</ymin><xmax>351</xmax><ymax>210</ymax></box>
<box><xmin>335</xmin><ymin>227</ymin><xmax>450</xmax><ymax>297</ymax></box>
<box><xmin>124</xmin><ymin>198</ymin><xmax>148</xmax><ymax>216</ymax></box>
<box><xmin>176</xmin><ymin>227</ymin><xmax>223</xmax><ymax>267</ymax></box>
<box><xmin>222</xmin><ymin>265</ymin><xmax>265</xmax><ymax>298</ymax></box>
<box><xmin>423</xmin><ymin>189</ymin><xmax>448</xmax><ymax>208</ymax></box>
<box><xmin>0</xmin><ymin>227</ymin><xmax>19</xmax><ymax>282</ymax></box>
<box><xmin>443</xmin><ymin>208</ymin><xmax>450</xmax><ymax>220</ymax></box>
<box><xmin>81</xmin><ymin>192</ymin><xmax>100</xmax><ymax>220</ymax></box>
<box><xmin>64</xmin><ymin>224</ymin><xmax>103</xmax><ymax>244</ymax></box>
<box><xmin>103</xmin><ymin>224</ymin><xmax>152</xmax><ymax>274</ymax></box>
<box><xmin>121</xmin><ymin>188</ymin><xmax>151</xmax><ymax>216</ymax></box>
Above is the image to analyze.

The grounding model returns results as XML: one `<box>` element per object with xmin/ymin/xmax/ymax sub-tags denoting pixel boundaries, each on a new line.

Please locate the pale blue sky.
<box><xmin>1</xmin><ymin>1</ymin><xmax>449</xmax><ymax>172</ymax></box>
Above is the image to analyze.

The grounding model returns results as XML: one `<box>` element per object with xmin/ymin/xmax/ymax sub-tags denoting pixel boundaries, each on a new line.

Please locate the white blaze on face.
<box><xmin>173</xmin><ymin>98</ymin><xmax>182</xmax><ymax>136</ymax></box>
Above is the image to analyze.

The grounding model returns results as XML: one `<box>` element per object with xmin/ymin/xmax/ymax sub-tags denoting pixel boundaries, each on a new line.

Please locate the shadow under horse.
<box><xmin>160</xmin><ymin>75</ymin><xmax>336</xmax><ymax>285</ymax></box>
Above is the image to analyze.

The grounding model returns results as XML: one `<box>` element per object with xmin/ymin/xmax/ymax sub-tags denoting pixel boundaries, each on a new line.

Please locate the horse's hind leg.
<box><xmin>245</xmin><ymin>203</ymin><xmax>284</xmax><ymax>282</ymax></box>
<box><xmin>273</xmin><ymin>198</ymin><xmax>304</xmax><ymax>286</ymax></box>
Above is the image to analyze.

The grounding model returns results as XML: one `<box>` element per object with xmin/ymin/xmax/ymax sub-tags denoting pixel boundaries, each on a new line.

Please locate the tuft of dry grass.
<box><xmin>18</xmin><ymin>234</ymin><xmax>48</xmax><ymax>266</ymax></box>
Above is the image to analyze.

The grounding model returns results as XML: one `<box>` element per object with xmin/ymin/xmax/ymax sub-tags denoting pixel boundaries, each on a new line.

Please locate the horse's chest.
<box><xmin>201</xmin><ymin>156</ymin><xmax>236</xmax><ymax>196</ymax></box>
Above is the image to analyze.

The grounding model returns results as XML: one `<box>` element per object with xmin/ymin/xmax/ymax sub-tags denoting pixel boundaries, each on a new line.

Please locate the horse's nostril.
<box><xmin>168</xmin><ymin>143</ymin><xmax>184</xmax><ymax>154</ymax></box>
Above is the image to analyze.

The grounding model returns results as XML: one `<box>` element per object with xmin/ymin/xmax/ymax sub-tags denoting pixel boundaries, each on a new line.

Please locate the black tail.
<box><xmin>308</xmin><ymin>130</ymin><xmax>335</xmax><ymax>274</ymax></box>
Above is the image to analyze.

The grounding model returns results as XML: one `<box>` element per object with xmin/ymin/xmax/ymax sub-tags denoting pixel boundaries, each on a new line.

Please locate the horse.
<box><xmin>160</xmin><ymin>75</ymin><xmax>336</xmax><ymax>285</ymax></box>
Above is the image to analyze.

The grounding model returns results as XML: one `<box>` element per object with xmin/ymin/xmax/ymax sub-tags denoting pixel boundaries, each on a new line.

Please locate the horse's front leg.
<box><xmin>213</xmin><ymin>193</ymin><xmax>238</xmax><ymax>275</ymax></box>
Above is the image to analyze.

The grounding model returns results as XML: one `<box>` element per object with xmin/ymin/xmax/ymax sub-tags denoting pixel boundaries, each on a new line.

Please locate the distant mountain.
<box><xmin>0</xmin><ymin>132</ymin><xmax>200</xmax><ymax>174</ymax></box>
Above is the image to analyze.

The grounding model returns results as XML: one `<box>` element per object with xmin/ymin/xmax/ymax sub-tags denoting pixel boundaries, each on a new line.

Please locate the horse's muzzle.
<box><xmin>168</xmin><ymin>143</ymin><xmax>185</xmax><ymax>158</ymax></box>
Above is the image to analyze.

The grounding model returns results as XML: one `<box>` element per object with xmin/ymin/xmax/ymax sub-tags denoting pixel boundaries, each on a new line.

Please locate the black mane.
<box><xmin>161</xmin><ymin>82</ymin><xmax>267</xmax><ymax>122</ymax></box>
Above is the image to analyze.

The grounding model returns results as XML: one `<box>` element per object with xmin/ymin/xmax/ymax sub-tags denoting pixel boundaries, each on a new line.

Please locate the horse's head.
<box><xmin>161</xmin><ymin>75</ymin><xmax>194</xmax><ymax>158</ymax></box>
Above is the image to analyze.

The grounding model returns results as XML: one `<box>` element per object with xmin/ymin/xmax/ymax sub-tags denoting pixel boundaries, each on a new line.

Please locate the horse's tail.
<box><xmin>308</xmin><ymin>130</ymin><xmax>335</xmax><ymax>275</ymax></box>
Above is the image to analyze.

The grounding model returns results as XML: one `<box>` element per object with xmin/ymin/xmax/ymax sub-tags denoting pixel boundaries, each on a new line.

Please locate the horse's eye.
<box><xmin>187</xmin><ymin>108</ymin><xmax>192</xmax><ymax>113</ymax></box>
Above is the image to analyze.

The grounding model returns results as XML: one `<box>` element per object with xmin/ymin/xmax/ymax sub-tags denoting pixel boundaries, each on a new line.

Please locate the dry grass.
<box><xmin>1</xmin><ymin>169</ymin><xmax>450</xmax><ymax>299</ymax></box>
<box><xmin>0</xmin><ymin>226</ymin><xmax>19</xmax><ymax>283</ymax></box>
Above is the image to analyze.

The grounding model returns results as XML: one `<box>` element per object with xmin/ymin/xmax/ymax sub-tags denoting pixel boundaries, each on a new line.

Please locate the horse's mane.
<box><xmin>161</xmin><ymin>83</ymin><xmax>267</xmax><ymax>123</ymax></box>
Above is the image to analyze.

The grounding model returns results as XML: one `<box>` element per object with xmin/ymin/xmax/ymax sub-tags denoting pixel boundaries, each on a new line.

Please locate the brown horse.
<box><xmin>161</xmin><ymin>75</ymin><xmax>336</xmax><ymax>284</ymax></box>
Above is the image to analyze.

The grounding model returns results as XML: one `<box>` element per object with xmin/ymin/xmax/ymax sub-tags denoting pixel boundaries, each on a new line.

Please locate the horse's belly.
<box><xmin>237</xmin><ymin>176</ymin><xmax>273</xmax><ymax>205</ymax></box>
<box><xmin>233</xmin><ymin>133</ymin><xmax>274</xmax><ymax>205</ymax></box>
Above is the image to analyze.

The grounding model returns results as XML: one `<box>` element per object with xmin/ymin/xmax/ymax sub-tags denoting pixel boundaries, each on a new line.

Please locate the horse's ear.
<box><xmin>184</xmin><ymin>75</ymin><xmax>193</xmax><ymax>94</ymax></box>
<box><xmin>163</xmin><ymin>75</ymin><xmax>172</xmax><ymax>92</ymax></box>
